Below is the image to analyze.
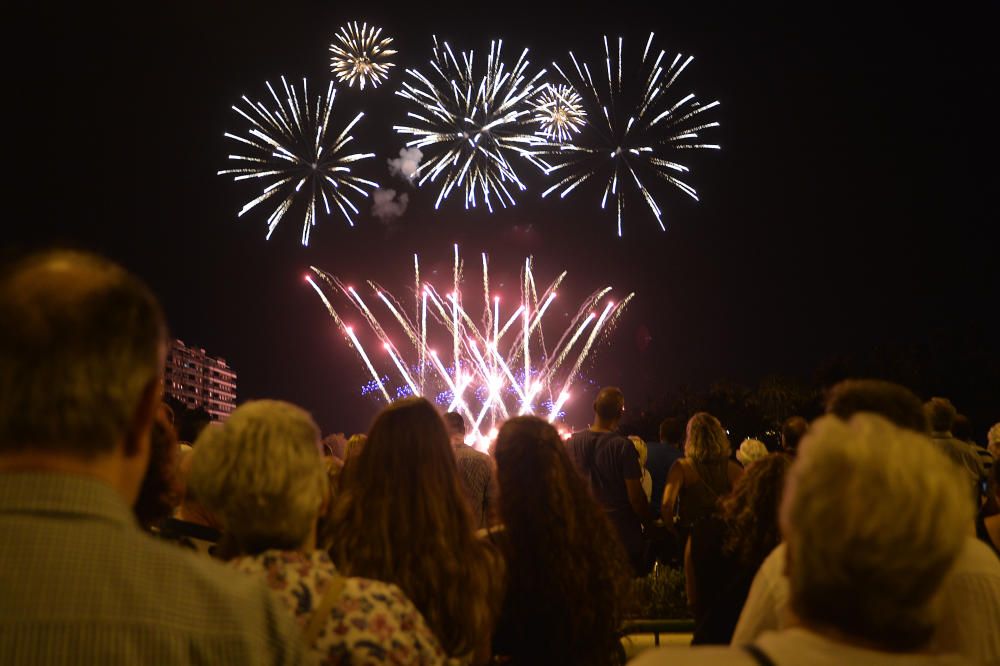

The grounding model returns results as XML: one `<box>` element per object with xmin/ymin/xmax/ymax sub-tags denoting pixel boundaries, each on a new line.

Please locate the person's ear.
<box><xmin>123</xmin><ymin>377</ymin><xmax>160</xmax><ymax>458</ymax></box>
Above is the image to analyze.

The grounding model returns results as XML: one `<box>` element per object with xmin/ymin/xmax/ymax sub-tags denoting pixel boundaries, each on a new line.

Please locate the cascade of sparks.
<box><xmin>531</xmin><ymin>84</ymin><xmax>587</xmax><ymax>143</ymax></box>
<box><xmin>218</xmin><ymin>76</ymin><xmax>379</xmax><ymax>246</ymax></box>
<box><xmin>542</xmin><ymin>33</ymin><xmax>721</xmax><ymax>237</ymax></box>
<box><xmin>306</xmin><ymin>246</ymin><xmax>634</xmax><ymax>446</ymax></box>
<box><xmin>393</xmin><ymin>36</ymin><xmax>552</xmax><ymax>212</ymax></box>
<box><xmin>329</xmin><ymin>22</ymin><xmax>397</xmax><ymax>90</ymax></box>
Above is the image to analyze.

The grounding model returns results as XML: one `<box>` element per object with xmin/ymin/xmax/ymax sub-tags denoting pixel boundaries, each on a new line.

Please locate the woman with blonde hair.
<box><xmin>661</xmin><ymin>412</ymin><xmax>743</xmax><ymax>541</ymax></box>
<box><xmin>326</xmin><ymin>398</ymin><xmax>503</xmax><ymax>664</ymax></box>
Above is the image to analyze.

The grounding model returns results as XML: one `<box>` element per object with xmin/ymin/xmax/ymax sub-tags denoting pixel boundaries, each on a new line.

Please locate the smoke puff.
<box><xmin>371</xmin><ymin>188</ymin><xmax>409</xmax><ymax>222</ymax></box>
<box><xmin>387</xmin><ymin>147</ymin><xmax>423</xmax><ymax>182</ymax></box>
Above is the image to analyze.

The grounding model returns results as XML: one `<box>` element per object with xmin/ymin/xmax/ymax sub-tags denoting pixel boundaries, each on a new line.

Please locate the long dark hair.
<box><xmin>720</xmin><ymin>453</ymin><xmax>791</xmax><ymax>570</ymax></box>
<box><xmin>493</xmin><ymin>416</ymin><xmax>631</xmax><ymax>665</ymax></box>
<box><xmin>133</xmin><ymin>404</ymin><xmax>181</xmax><ymax>529</ymax></box>
<box><xmin>326</xmin><ymin>398</ymin><xmax>502</xmax><ymax>660</ymax></box>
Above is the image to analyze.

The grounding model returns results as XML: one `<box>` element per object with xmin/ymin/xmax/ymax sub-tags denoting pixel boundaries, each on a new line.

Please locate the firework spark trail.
<box><xmin>219</xmin><ymin>77</ymin><xmax>378</xmax><ymax>245</ymax></box>
<box><xmin>541</xmin><ymin>33</ymin><xmax>721</xmax><ymax>236</ymax></box>
<box><xmin>393</xmin><ymin>36</ymin><xmax>553</xmax><ymax>212</ymax></box>
<box><xmin>554</xmin><ymin>299</ymin><xmax>621</xmax><ymax>414</ymax></box>
<box><xmin>308</xmin><ymin>248</ymin><xmax>634</xmax><ymax>442</ymax></box>
<box><xmin>329</xmin><ymin>22</ymin><xmax>397</xmax><ymax>90</ymax></box>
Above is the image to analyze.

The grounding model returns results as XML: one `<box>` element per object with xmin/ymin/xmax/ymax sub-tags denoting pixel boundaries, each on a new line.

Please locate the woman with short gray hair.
<box><xmin>190</xmin><ymin>400</ymin><xmax>446</xmax><ymax>665</ymax></box>
<box><xmin>781</xmin><ymin>414</ymin><xmax>971</xmax><ymax>653</ymax></box>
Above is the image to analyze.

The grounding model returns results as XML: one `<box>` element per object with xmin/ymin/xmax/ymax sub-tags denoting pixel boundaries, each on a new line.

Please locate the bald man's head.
<box><xmin>593</xmin><ymin>387</ymin><xmax>625</xmax><ymax>426</ymax></box>
<box><xmin>0</xmin><ymin>250</ymin><xmax>167</xmax><ymax>457</ymax></box>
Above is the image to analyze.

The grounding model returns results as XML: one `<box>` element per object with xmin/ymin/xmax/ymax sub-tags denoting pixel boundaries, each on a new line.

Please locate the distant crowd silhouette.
<box><xmin>2</xmin><ymin>250</ymin><xmax>998</xmax><ymax>665</ymax></box>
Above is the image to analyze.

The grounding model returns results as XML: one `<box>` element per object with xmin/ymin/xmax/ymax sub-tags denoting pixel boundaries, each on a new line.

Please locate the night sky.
<box><xmin>10</xmin><ymin>3</ymin><xmax>998</xmax><ymax>435</ymax></box>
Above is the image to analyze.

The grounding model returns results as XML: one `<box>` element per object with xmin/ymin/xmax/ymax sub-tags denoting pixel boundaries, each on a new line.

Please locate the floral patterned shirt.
<box><xmin>231</xmin><ymin>549</ymin><xmax>447</xmax><ymax>666</ymax></box>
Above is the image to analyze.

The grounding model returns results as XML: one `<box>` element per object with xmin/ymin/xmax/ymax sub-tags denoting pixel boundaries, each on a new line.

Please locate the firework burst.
<box><xmin>543</xmin><ymin>33</ymin><xmax>721</xmax><ymax>236</ymax></box>
<box><xmin>306</xmin><ymin>246</ymin><xmax>634</xmax><ymax>444</ymax></box>
<box><xmin>532</xmin><ymin>84</ymin><xmax>587</xmax><ymax>143</ymax></box>
<box><xmin>218</xmin><ymin>76</ymin><xmax>379</xmax><ymax>246</ymax></box>
<box><xmin>393</xmin><ymin>37</ymin><xmax>552</xmax><ymax>212</ymax></box>
<box><xmin>329</xmin><ymin>21</ymin><xmax>397</xmax><ymax>90</ymax></box>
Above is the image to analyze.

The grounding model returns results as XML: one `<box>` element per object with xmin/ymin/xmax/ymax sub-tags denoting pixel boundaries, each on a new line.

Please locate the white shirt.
<box><xmin>630</xmin><ymin>627</ymin><xmax>972</xmax><ymax>665</ymax></box>
<box><xmin>731</xmin><ymin>538</ymin><xmax>1000</xmax><ymax>666</ymax></box>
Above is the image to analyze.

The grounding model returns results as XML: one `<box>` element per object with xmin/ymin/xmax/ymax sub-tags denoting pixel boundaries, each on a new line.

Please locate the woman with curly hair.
<box><xmin>326</xmin><ymin>398</ymin><xmax>503</xmax><ymax>665</ymax></box>
<box><xmin>489</xmin><ymin>416</ymin><xmax>632</xmax><ymax>665</ymax></box>
<box><xmin>685</xmin><ymin>453</ymin><xmax>791</xmax><ymax>644</ymax></box>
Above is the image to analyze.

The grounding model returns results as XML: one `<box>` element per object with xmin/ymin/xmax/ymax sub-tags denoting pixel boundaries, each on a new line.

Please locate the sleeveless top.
<box><xmin>677</xmin><ymin>459</ymin><xmax>732</xmax><ymax>531</ymax></box>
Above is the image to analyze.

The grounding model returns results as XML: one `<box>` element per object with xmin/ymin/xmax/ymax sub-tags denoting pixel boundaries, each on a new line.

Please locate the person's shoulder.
<box><xmin>756</xmin><ymin>542</ymin><xmax>786</xmax><ymax>578</ymax></box>
<box><xmin>602</xmin><ymin>432</ymin><xmax>633</xmax><ymax>448</ymax></box>
<box><xmin>951</xmin><ymin>536</ymin><xmax>1000</xmax><ymax>577</ymax></box>
<box><xmin>137</xmin><ymin>532</ymin><xmax>283</xmax><ymax>608</ymax></box>
<box><xmin>759</xmin><ymin>628</ymin><xmax>973</xmax><ymax>665</ymax></box>
<box><xmin>344</xmin><ymin>576</ymin><xmax>407</xmax><ymax>602</ymax></box>
<box><xmin>454</xmin><ymin>443</ymin><xmax>487</xmax><ymax>459</ymax></box>
<box><xmin>342</xmin><ymin>577</ymin><xmax>431</xmax><ymax>624</ymax></box>
<box><xmin>630</xmin><ymin>645</ymin><xmax>752</xmax><ymax>665</ymax></box>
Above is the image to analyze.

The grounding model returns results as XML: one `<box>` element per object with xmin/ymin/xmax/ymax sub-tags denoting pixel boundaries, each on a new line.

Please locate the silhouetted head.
<box><xmin>781</xmin><ymin>416</ymin><xmax>809</xmax><ymax>452</ymax></box>
<box><xmin>924</xmin><ymin>397</ymin><xmax>958</xmax><ymax>434</ymax></box>
<box><xmin>0</xmin><ymin>250</ymin><xmax>167</xmax><ymax>504</ymax></box>
<box><xmin>593</xmin><ymin>387</ymin><xmax>625</xmax><ymax>427</ymax></box>
<box><xmin>824</xmin><ymin>379</ymin><xmax>928</xmax><ymax>433</ymax></box>
<box><xmin>443</xmin><ymin>411</ymin><xmax>467</xmax><ymax>443</ymax></box>
<box><xmin>658</xmin><ymin>416</ymin><xmax>686</xmax><ymax>447</ymax></box>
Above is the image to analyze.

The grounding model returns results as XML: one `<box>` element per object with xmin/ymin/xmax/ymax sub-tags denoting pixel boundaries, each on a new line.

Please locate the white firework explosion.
<box><xmin>532</xmin><ymin>84</ymin><xmax>587</xmax><ymax>143</ymax></box>
<box><xmin>393</xmin><ymin>36</ymin><xmax>552</xmax><ymax>212</ymax></box>
<box><xmin>543</xmin><ymin>33</ymin><xmax>721</xmax><ymax>236</ymax></box>
<box><xmin>218</xmin><ymin>76</ymin><xmax>378</xmax><ymax>246</ymax></box>
<box><xmin>329</xmin><ymin>21</ymin><xmax>397</xmax><ymax>91</ymax></box>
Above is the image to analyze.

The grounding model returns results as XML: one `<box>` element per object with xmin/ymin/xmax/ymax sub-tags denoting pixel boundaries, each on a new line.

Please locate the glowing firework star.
<box><xmin>218</xmin><ymin>76</ymin><xmax>378</xmax><ymax>246</ymax></box>
<box><xmin>543</xmin><ymin>33</ymin><xmax>721</xmax><ymax>236</ymax></box>
<box><xmin>306</xmin><ymin>246</ymin><xmax>634</xmax><ymax>445</ymax></box>
<box><xmin>329</xmin><ymin>22</ymin><xmax>397</xmax><ymax>90</ymax></box>
<box><xmin>393</xmin><ymin>37</ymin><xmax>552</xmax><ymax>212</ymax></box>
<box><xmin>532</xmin><ymin>84</ymin><xmax>587</xmax><ymax>143</ymax></box>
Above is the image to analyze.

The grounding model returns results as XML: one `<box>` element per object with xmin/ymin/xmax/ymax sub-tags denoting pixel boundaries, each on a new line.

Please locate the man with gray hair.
<box><xmin>0</xmin><ymin>250</ymin><xmax>303</xmax><ymax>665</ymax></box>
<box><xmin>634</xmin><ymin>413</ymin><xmax>979</xmax><ymax>665</ymax></box>
<box><xmin>730</xmin><ymin>379</ymin><xmax>1000</xmax><ymax>665</ymax></box>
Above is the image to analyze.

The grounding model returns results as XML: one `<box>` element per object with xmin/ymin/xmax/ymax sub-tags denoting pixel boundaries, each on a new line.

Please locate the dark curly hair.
<box><xmin>492</xmin><ymin>416</ymin><xmax>632</xmax><ymax>665</ymax></box>
<box><xmin>720</xmin><ymin>453</ymin><xmax>791</xmax><ymax>570</ymax></box>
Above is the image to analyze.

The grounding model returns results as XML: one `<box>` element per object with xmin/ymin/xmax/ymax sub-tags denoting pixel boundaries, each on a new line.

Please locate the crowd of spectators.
<box><xmin>2</xmin><ymin>250</ymin><xmax>998</xmax><ymax>665</ymax></box>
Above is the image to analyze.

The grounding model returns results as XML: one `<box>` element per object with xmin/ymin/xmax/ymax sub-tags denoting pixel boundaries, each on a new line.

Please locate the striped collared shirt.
<box><xmin>0</xmin><ymin>472</ymin><xmax>305</xmax><ymax>665</ymax></box>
